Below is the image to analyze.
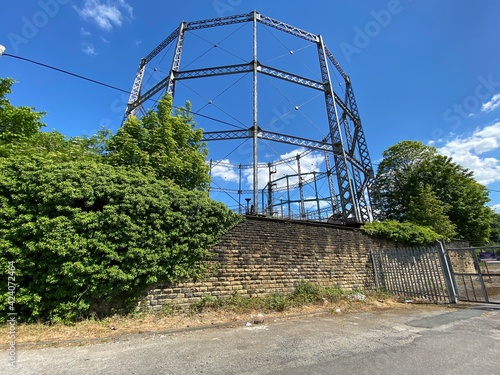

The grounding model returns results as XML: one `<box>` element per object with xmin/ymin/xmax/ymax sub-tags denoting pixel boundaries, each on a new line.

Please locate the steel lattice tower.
<box><xmin>124</xmin><ymin>11</ymin><xmax>375</xmax><ymax>224</ymax></box>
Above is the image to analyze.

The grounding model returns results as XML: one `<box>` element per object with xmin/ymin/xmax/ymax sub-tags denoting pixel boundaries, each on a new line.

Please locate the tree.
<box><xmin>106</xmin><ymin>95</ymin><xmax>210</xmax><ymax>191</ymax></box>
<box><xmin>0</xmin><ymin>78</ymin><xmax>45</xmax><ymax>154</ymax></box>
<box><xmin>372</xmin><ymin>141</ymin><xmax>491</xmax><ymax>245</ymax></box>
<box><xmin>488</xmin><ymin>211</ymin><xmax>500</xmax><ymax>245</ymax></box>
<box><xmin>0</xmin><ymin>78</ymin><xmax>241</xmax><ymax>323</ymax></box>
<box><xmin>407</xmin><ymin>184</ymin><xmax>456</xmax><ymax>241</ymax></box>
<box><xmin>0</xmin><ymin>155</ymin><xmax>240</xmax><ymax>322</ymax></box>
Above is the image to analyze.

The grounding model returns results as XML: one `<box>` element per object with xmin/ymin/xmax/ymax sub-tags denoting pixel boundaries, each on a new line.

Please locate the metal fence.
<box><xmin>447</xmin><ymin>246</ymin><xmax>500</xmax><ymax>304</ymax></box>
<box><xmin>371</xmin><ymin>244</ymin><xmax>455</xmax><ymax>303</ymax></box>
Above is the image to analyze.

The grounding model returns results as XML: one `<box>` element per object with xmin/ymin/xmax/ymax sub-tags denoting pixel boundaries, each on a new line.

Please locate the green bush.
<box><xmin>322</xmin><ymin>287</ymin><xmax>346</xmax><ymax>302</ymax></box>
<box><xmin>361</xmin><ymin>220</ymin><xmax>442</xmax><ymax>245</ymax></box>
<box><xmin>291</xmin><ymin>280</ymin><xmax>322</xmax><ymax>305</ymax></box>
<box><xmin>0</xmin><ymin>156</ymin><xmax>241</xmax><ymax>323</ymax></box>
<box><xmin>266</xmin><ymin>292</ymin><xmax>288</xmax><ymax>312</ymax></box>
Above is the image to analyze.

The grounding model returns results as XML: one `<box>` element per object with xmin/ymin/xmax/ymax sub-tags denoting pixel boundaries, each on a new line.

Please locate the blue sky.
<box><xmin>2</xmin><ymin>0</ymin><xmax>500</xmax><ymax>213</ymax></box>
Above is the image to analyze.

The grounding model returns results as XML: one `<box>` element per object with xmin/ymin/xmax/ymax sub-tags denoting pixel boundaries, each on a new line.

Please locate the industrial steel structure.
<box><xmin>124</xmin><ymin>11</ymin><xmax>375</xmax><ymax>224</ymax></box>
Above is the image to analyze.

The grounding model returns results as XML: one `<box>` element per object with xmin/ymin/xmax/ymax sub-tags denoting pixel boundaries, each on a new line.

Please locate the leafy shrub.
<box><xmin>291</xmin><ymin>280</ymin><xmax>322</xmax><ymax>305</ymax></box>
<box><xmin>0</xmin><ymin>155</ymin><xmax>241</xmax><ymax>323</ymax></box>
<box><xmin>322</xmin><ymin>287</ymin><xmax>346</xmax><ymax>302</ymax></box>
<box><xmin>361</xmin><ymin>220</ymin><xmax>442</xmax><ymax>245</ymax></box>
<box><xmin>266</xmin><ymin>292</ymin><xmax>288</xmax><ymax>312</ymax></box>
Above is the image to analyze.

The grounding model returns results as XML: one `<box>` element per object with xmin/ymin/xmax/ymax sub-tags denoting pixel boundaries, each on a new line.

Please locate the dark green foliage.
<box><xmin>489</xmin><ymin>211</ymin><xmax>500</xmax><ymax>245</ymax></box>
<box><xmin>291</xmin><ymin>280</ymin><xmax>322</xmax><ymax>304</ymax></box>
<box><xmin>0</xmin><ymin>155</ymin><xmax>240</xmax><ymax>322</ymax></box>
<box><xmin>372</xmin><ymin>141</ymin><xmax>491</xmax><ymax>245</ymax></box>
<box><xmin>407</xmin><ymin>185</ymin><xmax>456</xmax><ymax>241</ymax></box>
<box><xmin>0</xmin><ymin>78</ymin><xmax>241</xmax><ymax>323</ymax></box>
<box><xmin>361</xmin><ymin>220</ymin><xmax>443</xmax><ymax>245</ymax></box>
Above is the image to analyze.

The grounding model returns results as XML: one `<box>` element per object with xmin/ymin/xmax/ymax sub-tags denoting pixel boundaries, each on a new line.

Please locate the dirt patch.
<box><xmin>15</xmin><ymin>298</ymin><xmax>450</xmax><ymax>349</ymax></box>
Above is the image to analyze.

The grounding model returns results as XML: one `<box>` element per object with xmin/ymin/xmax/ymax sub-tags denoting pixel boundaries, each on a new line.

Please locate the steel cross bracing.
<box><xmin>123</xmin><ymin>10</ymin><xmax>375</xmax><ymax>223</ymax></box>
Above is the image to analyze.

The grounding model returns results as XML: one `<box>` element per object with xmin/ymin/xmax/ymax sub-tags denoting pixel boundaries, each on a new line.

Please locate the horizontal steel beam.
<box><xmin>186</xmin><ymin>12</ymin><xmax>253</xmax><ymax>31</ymax></box>
<box><xmin>176</xmin><ymin>63</ymin><xmax>252</xmax><ymax>80</ymax></box>
<box><xmin>258</xmin><ymin>13</ymin><xmax>319</xmax><ymax>43</ymax></box>
<box><xmin>259</xmin><ymin>64</ymin><xmax>324</xmax><ymax>91</ymax></box>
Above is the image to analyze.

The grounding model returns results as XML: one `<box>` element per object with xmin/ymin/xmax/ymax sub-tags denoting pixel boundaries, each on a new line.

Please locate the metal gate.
<box><xmin>371</xmin><ymin>244</ymin><xmax>455</xmax><ymax>303</ymax></box>
<box><xmin>446</xmin><ymin>246</ymin><xmax>500</xmax><ymax>304</ymax></box>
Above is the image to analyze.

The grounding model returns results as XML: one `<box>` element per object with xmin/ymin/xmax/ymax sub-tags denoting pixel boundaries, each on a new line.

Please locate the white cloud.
<box><xmin>302</xmin><ymin>196</ymin><xmax>331</xmax><ymax>210</ymax></box>
<box><xmin>81</xmin><ymin>43</ymin><xmax>97</xmax><ymax>56</ymax></box>
<box><xmin>210</xmin><ymin>160</ymin><xmax>240</xmax><ymax>183</ymax></box>
<box><xmin>491</xmin><ymin>204</ymin><xmax>500</xmax><ymax>213</ymax></box>
<box><xmin>481</xmin><ymin>93</ymin><xmax>500</xmax><ymax>113</ymax></box>
<box><xmin>99</xmin><ymin>36</ymin><xmax>110</xmax><ymax>43</ymax></box>
<box><xmin>210</xmin><ymin>148</ymin><xmax>325</xmax><ymax>190</ymax></box>
<box><xmin>75</xmin><ymin>0</ymin><xmax>133</xmax><ymax>31</ymax></box>
<box><xmin>438</xmin><ymin>122</ymin><xmax>500</xmax><ymax>185</ymax></box>
<box><xmin>244</xmin><ymin>148</ymin><xmax>325</xmax><ymax>189</ymax></box>
<box><xmin>80</xmin><ymin>27</ymin><xmax>91</xmax><ymax>36</ymax></box>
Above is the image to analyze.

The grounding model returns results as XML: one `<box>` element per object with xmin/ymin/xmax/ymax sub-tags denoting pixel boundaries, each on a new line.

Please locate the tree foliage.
<box><xmin>0</xmin><ymin>78</ymin><xmax>45</xmax><ymax>151</ymax></box>
<box><xmin>0</xmin><ymin>78</ymin><xmax>240</xmax><ymax>323</ymax></box>
<box><xmin>488</xmin><ymin>211</ymin><xmax>500</xmax><ymax>245</ymax></box>
<box><xmin>106</xmin><ymin>95</ymin><xmax>210</xmax><ymax>191</ymax></box>
<box><xmin>372</xmin><ymin>141</ymin><xmax>491</xmax><ymax>245</ymax></box>
<box><xmin>407</xmin><ymin>184</ymin><xmax>456</xmax><ymax>241</ymax></box>
<box><xmin>0</xmin><ymin>155</ymin><xmax>239</xmax><ymax>322</ymax></box>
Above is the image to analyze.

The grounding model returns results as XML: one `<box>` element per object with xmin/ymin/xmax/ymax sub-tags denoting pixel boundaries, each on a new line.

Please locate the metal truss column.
<box><xmin>124</xmin><ymin>60</ymin><xmax>146</xmax><ymax>120</ymax></box>
<box><xmin>324</xmin><ymin>151</ymin><xmax>339</xmax><ymax>214</ymax></box>
<box><xmin>252</xmin><ymin>11</ymin><xmax>259</xmax><ymax>212</ymax></box>
<box><xmin>296</xmin><ymin>154</ymin><xmax>306</xmax><ymax>218</ymax></box>
<box><xmin>167</xmin><ymin>22</ymin><xmax>187</xmax><ymax>97</ymax></box>
<box><xmin>317</xmin><ymin>36</ymin><xmax>358</xmax><ymax>222</ymax></box>
<box><xmin>346</xmin><ymin>81</ymin><xmax>375</xmax><ymax>221</ymax></box>
<box><xmin>339</xmin><ymin>114</ymin><xmax>363</xmax><ymax>221</ymax></box>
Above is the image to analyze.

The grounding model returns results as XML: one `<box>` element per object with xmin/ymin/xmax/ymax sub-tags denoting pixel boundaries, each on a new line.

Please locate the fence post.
<box><xmin>437</xmin><ymin>241</ymin><xmax>457</xmax><ymax>304</ymax></box>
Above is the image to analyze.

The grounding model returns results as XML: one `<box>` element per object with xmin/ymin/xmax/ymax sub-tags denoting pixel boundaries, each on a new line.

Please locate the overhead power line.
<box><xmin>0</xmin><ymin>50</ymin><xmax>243</xmax><ymax>129</ymax></box>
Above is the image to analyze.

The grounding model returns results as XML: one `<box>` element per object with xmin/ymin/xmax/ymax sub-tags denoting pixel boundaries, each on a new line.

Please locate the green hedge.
<box><xmin>0</xmin><ymin>155</ymin><xmax>241</xmax><ymax>323</ymax></box>
<box><xmin>361</xmin><ymin>220</ymin><xmax>443</xmax><ymax>245</ymax></box>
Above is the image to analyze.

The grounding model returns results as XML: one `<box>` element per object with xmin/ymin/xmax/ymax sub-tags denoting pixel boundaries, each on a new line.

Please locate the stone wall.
<box><xmin>141</xmin><ymin>216</ymin><xmax>394</xmax><ymax>311</ymax></box>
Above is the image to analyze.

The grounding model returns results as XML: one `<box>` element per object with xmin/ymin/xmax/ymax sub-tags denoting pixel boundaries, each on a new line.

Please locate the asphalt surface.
<box><xmin>6</xmin><ymin>304</ymin><xmax>500</xmax><ymax>375</ymax></box>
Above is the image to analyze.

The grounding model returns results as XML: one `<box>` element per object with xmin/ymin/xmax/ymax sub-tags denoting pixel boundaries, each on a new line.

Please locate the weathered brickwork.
<box><xmin>141</xmin><ymin>216</ymin><xmax>395</xmax><ymax>311</ymax></box>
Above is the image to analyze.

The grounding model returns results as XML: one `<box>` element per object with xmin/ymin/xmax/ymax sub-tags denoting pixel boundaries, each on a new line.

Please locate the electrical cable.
<box><xmin>1</xmin><ymin>52</ymin><xmax>246</xmax><ymax>130</ymax></box>
<box><xmin>3</xmin><ymin>53</ymin><xmax>130</xmax><ymax>94</ymax></box>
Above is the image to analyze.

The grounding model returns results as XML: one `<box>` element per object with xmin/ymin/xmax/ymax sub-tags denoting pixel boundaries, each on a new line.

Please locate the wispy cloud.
<box><xmin>491</xmin><ymin>203</ymin><xmax>500</xmax><ymax>213</ymax></box>
<box><xmin>481</xmin><ymin>93</ymin><xmax>500</xmax><ymax>113</ymax></box>
<box><xmin>99</xmin><ymin>36</ymin><xmax>110</xmax><ymax>43</ymax></box>
<box><xmin>80</xmin><ymin>27</ymin><xmax>91</xmax><ymax>36</ymax></box>
<box><xmin>74</xmin><ymin>0</ymin><xmax>133</xmax><ymax>31</ymax></box>
<box><xmin>245</xmin><ymin>148</ymin><xmax>325</xmax><ymax>189</ymax></box>
<box><xmin>210</xmin><ymin>148</ymin><xmax>325</xmax><ymax>190</ymax></box>
<box><xmin>438</xmin><ymin>122</ymin><xmax>500</xmax><ymax>185</ymax></box>
<box><xmin>81</xmin><ymin>43</ymin><xmax>97</xmax><ymax>56</ymax></box>
<box><xmin>210</xmin><ymin>159</ymin><xmax>241</xmax><ymax>183</ymax></box>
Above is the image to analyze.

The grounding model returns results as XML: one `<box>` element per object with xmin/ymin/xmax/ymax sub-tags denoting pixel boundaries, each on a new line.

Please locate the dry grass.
<box><xmin>12</xmin><ymin>295</ymin><xmax>447</xmax><ymax>349</ymax></box>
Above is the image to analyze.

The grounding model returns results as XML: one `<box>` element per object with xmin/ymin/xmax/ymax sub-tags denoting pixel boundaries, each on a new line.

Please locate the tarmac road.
<box><xmin>6</xmin><ymin>304</ymin><xmax>500</xmax><ymax>375</ymax></box>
